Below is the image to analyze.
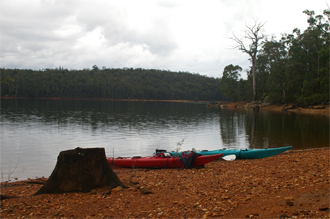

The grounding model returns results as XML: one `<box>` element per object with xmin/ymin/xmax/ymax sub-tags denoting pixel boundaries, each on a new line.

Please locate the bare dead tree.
<box><xmin>231</xmin><ymin>20</ymin><xmax>265</xmax><ymax>102</ymax></box>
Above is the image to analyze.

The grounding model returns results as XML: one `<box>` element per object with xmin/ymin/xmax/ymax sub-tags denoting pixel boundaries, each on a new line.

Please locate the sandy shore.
<box><xmin>0</xmin><ymin>147</ymin><xmax>329</xmax><ymax>218</ymax></box>
<box><xmin>214</xmin><ymin>101</ymin><xmax>329</xmax><ymax>117</ymax></box>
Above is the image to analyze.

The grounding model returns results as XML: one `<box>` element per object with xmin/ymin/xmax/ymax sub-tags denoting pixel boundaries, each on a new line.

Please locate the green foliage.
<box><xmin>220</xmin><ymin>64</ymin><xmax>242</xmax><ymax>101</ymax></box>
<box><xmin>265</xmin><ymin>92</ymin><xmax>283</xmax><ymax>103</ymax></box>
<box><xmin>222</xmin><ymin>8</ymin><xmax>329</xmax><ymax>104</ymax></box>
<box><xmin>1</xmin><ymin>68</ymin><xmax>224</xmax><ymax>101</ymax></box>
<box><xmin>298</xmin><ymin>93</ymin><xmax>326</xmax><ymax>105</ymax></box>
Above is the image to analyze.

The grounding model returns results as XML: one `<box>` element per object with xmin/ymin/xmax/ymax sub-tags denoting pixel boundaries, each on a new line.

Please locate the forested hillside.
<box><xmin>0</xmin><ymin>67</ymin><xmax>223</xmax><ymax>101</ymax></box>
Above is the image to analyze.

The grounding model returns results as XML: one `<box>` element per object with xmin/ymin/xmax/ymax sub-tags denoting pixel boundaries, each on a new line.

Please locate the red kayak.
<box><xmin>107</xmin><ymin>153</ymin><xmax>223</xmax><ymax>168</ymax></box>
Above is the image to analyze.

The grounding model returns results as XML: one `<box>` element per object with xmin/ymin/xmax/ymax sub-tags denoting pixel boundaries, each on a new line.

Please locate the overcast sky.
<box><xmin>0</xmin><ymin>0</ymin><xmax>328</xmax><ymax>79</ymax></box>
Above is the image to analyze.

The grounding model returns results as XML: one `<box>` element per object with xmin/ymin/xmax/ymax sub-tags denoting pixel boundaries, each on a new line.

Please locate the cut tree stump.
<box><xmin>34</xmin><ymin>147</ymin><xmax>126</xmax><ymax>195</ymax></box>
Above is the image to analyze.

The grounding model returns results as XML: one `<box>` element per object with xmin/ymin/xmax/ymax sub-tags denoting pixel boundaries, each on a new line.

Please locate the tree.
<box><xmin>284</xmin><ymin>9</ymin><xmax>329</xmax><ymax>104</ymax></box>
<box><xmin>231</xmin><ymin>20</ymin><xmax>265</xmax><ymax>101</ymax></box>
<box><xmin>258</xmin><ymin>38</ymin><xmax>288</xmax><ymax>102</ymax></box>
<box><xmin>220</xmin><ymin>64</ymin><xmax>242</xmax><ymax>101</ymax></box>
<box><xmin>92</xmin><ymin>65</ymin><xmax>99</xmax><ymax>71</ymax></box>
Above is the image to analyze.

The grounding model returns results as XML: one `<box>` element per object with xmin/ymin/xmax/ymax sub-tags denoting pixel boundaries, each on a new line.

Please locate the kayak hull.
<box><xmin>107</xmin><ymin>154</ymin><xmax>222</xmax><ymax>168</ymax></box>
<box><xmin>170</xmin><ymin>146</ymin><xmax>292</xmax><ymax>159</ymax></box>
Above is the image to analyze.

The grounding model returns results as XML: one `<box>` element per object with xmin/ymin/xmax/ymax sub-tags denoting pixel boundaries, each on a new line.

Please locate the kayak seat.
<box><xmin>132</xmin><ymin>156</ymin><xmax>142</xmax><ymax>158</ymax></box>
<box><xmin>156</xmin><ymin>149</ymin><xmax>167</xmax><ymax>153</ymax></box>
<box><xmin>155</xmin><ymin>152</ymin><xmax>172</xmax><ymax>158</ymax></box>
<box><xmin>162</xmin><ymin>153</ymin><xmax>172</xmax><ymax>157</ymax></box>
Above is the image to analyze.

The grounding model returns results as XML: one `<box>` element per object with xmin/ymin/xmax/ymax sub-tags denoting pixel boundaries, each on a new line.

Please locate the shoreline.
<box><xmin>1</xmin><ymin>96</ymin><xmax>205</xmax><ymax>103</ymax></box>
<box><xmin>1</xmin><ymin>147</ymin><xmax>329</xmax><ymax>218</ymax></box>
<box><xmin>2</xmin><ymin>97</ymin><xmax>329</xmax><ymax>116</ymax></box>
<box><xmin>211</xmin><ymin>101</ymin><xmax>330</xmax><ymax>117</ymax></box>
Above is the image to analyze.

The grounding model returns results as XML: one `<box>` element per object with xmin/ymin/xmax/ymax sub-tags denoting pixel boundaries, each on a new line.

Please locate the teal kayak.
<box><xmin>166</xmin><ymin>146</ymin><xmax>293</xmax><ymax>159</ymax></box>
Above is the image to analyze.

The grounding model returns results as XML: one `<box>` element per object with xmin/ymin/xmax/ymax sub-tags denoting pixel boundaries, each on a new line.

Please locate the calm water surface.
<box><xmin>1</xmin><ymin>99</ymin><xmax>329</xmax><ymax>181</ymax></box>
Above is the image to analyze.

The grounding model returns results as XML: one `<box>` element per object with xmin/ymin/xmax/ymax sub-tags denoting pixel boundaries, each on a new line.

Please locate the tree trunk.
<box><xmin>252</xmin><ymin>59</ymin><xmax>257</xmax><ymax>102</ymax></box>
<box><xmin>15</xmin><ymin>81</ymin><xmax>20</xmax><ymax>98</ymax></box>
<box><xmin>34</xmin><ymin>147</ymin><xmax>125</xmax><ymax>195</ymax></box>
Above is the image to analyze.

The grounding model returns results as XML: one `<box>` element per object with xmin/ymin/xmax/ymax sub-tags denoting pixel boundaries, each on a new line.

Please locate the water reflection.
<box><xmin>219</xmin><ymin>108</ymin><xmax>329</xmax><ymax>149</ymax></box>
<box><xmin>2</xmin><ymin>99</ymin><xmax>215</xmax><ymax>131</ymax></box>
<box><xmin>219</xmin><ymin>110</ymin><xmax>246</xmax><ymax>147</ymax></box>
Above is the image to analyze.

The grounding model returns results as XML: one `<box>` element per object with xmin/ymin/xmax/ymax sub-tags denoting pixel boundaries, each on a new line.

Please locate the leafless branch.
<box><xmin>230</xmin><ymin>19</ymin><xmax>266</xmax><ymax>101</ymax></box>
<box><xmin>230</xmin><ymin>19</ymin><xmax>266</xmax><ymax>59</ymax></box>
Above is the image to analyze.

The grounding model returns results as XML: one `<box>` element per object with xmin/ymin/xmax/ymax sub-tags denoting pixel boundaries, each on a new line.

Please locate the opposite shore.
<box><xmin>3</xmin><ymin>96</ymin><xmax>329</xmax><ymax>116</ymax></box>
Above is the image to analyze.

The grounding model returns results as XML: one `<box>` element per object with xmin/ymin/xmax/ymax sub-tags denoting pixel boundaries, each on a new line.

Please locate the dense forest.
<box><xmin>0</xmin><ymin>67</ymin><xmax>223</xmax><ymax>101</ymax></box>
<box><xmin>1</xmin><ymin>9</ymin><xmax>329</xmax><ymax>104</ymax></box>
<box><xmin>221</xmin><ymin>9</ymin><xmax>329</xmax><ymax>104</ymax></box>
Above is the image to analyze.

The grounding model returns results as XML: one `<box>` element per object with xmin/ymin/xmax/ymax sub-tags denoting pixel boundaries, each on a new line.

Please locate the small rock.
<box><xmin>279</xmin><ymin>213</ymin><xmax>289</xmax><ymax>218</ymax></box>
<box><xmin>319</xmin><ymin>204</ymin><xmax>329</xmax><ymax>211</ymax></box>
<box><xmin>286</xmin><ymin>201</ymin><xmax>294</xmax><ymax>206</ymax></box>
<box><xmin>90</xmin><ymin>189</ymin><xmax>97</xmax><ymax>194</ymax></box>
<box><xmin>285</xmin><ymin>197</ymin><xmax>294</xmax><ymax>206</ymax></box>
<box><xmin>54</xmin><ymin>211</ymin><xmax>62</xmax><ymax>217</ymax></box>
<box><xmin>102</xmin><ymin>190</ymin><xmax>111</xmax><ymax>196</ymax></box>
<box><xmin>130</xmin><ymin>180</ymin><xmax>139</xmax><ymax>185</ymax></box>
<box><xmin>140</xmin><ymin>188</ymin><xmax>152</xmax><ymax>194</ymax></box>
<box><xmin>112</xmin><ymin>186</ymin><xmax>123</xmax><ymax>192</ymax></box>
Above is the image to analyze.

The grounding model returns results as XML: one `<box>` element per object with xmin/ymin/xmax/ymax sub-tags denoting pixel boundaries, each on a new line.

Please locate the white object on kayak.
<box><xmin>222</xmin><ymin>154</ymin><xmax>236</xmax><ymax>161</ymax></box>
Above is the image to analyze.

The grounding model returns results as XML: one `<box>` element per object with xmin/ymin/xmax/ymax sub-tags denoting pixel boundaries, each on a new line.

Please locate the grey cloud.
<box><xmin>157</xmin><ymin>0</ymin><xmax>182</xmax><ymax>9</ymax></box>
<box><xmin>1</xmin><ymin>2</ymin><xmax>76</xmax><ymax>49</ymax></box>
<box><xmin>132</xmin><ymin>19</ymin><xmax>177</xmax><ymax>55</ymax></box>
<box><xmin>75</xmin><ymin>4</ymin><xmax>117</xmax><ymax>32</ymax></box>
<box><xmin>0</xmin><ymin>1</ymin><xmax>177</xmax><ymax>70</ymax></box>
<box><xmin>1</xmin><ymin>0</ymin><xmax>322</xmax><ymax>77</ymax></box>
<box><xmin>99</xmin><ymin>13</ymin><xmax>177</xmax><ymax>56</ymax></box>
<box><xmin>70</xmin><ymin>2</ymin><xmax>178</xmax><ymax>56</ymax></box>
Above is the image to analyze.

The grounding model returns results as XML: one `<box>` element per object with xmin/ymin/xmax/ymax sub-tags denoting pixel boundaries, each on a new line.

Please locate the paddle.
<box><xmin>222</xmin><ymin>154</ymin><xmax>236</xmax><ymax>161</ymax></box>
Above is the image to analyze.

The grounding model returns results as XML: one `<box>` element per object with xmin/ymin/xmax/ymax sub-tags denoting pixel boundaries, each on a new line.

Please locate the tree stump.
<box><xmin>34</xmin><ymin>147</ymin><xmax>125</xmax><ymax>195</ymax></box>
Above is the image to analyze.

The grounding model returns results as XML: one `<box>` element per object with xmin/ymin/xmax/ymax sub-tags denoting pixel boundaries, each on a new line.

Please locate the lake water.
<box><xmin>1</xmin><ymin>99</ymin><xmax>329</xmax><ymax>182</ymax></box>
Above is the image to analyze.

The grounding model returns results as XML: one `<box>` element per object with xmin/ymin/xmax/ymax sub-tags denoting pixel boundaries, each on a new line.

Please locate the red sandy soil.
<box><xmin>214</xmin><ymin>101</ymin><xmax>329</xmax><ymax>117</ymax></box>
<box><xmin>1</xmin><ymin>148</ymin><xmax>329</xmax><ymax>218</ymax></box>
